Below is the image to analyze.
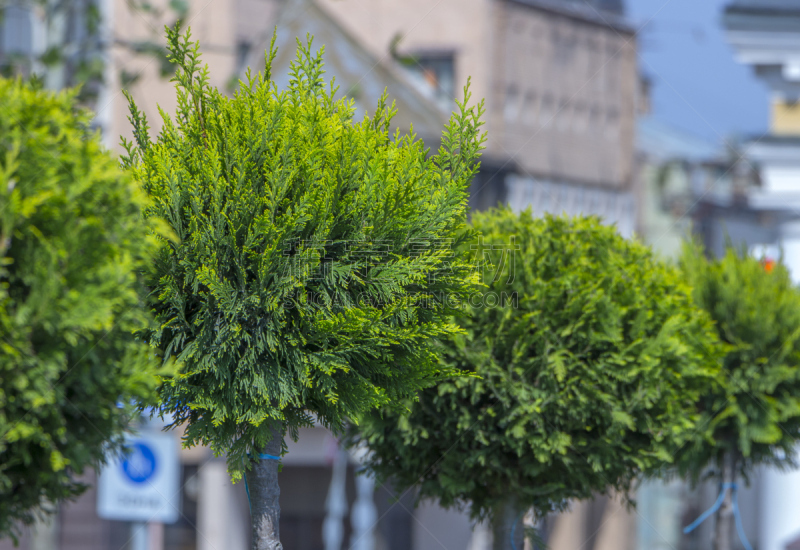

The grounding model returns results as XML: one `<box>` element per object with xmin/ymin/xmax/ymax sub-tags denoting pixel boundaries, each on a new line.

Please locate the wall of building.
<box><xmin>104</xmin><ymin>0</ymin><xmax>237</xmax><ymax>153</ymax></box>
<box><xmin>771</xmin><ymin>99</ymin><xmax>800</xmax><ymax>135</ymax></box>
<box><xmin>506</xmin><ymin>174</ymin><xmax>636</xmax><ymax>237</ymax></box>
<box><xmin>315</xmin><ymin>0</ymin><xmax>493</xmax><ymax>113</ymax></box>
<box><xmin>317</xmin><ymin>0</ymin><xmax>636</xmax><ymax>191</ymax></box>
<box><xmin>488</xmin><ymin>1</ymin><xmax>636</xmax><ymax>189</ymax></box>
<box><xmin>235</xmin><ymin>0</ymin><xmax>283</xmax><ymax>69</ymax></box>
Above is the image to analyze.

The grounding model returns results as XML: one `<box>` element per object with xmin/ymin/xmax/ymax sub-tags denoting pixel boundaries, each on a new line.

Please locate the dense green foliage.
<box><xmin>678</xmin><ymin>243</ymin><xmax>800</xmax><ymax>478</ymax></box>
<box><xmin>0</xmin><ymin>78</ymin><xmax>161</xmax><ymax>537</ymax></box>
<box><xmin>352</xmin><ymin>209</ymin><xmax>721</xmax><ymax>520</ymax></box>
<box><xmin>121</xmin><ymin>28</ymin><xmax>486</xmax><ymax>477</ymax></box>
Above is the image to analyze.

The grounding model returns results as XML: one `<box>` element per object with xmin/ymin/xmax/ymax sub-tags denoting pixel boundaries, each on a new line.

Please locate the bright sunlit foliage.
<box><xmin>0</xmin><ymin>78</ymin><xmax>162</xmax><ymax>539</ymax></box>
<box><xmin>121</xmin><ymin>27</ymin><xmax>486</xmax><ymax>477</ymax></box>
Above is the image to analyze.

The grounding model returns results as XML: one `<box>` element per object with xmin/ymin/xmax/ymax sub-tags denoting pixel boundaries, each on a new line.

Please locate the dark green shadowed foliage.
<box><xmin>350</xmin><ymin>209</ymin><xmax>721</xmax><ymax>547</ymax></box>
<box><xmin>120</xmin><ymin>27</ymin><xmax>486</xmax><ymax>478</ymax></box>
<box><xmin>0</xmin><ymin>78</ymin><xmax>162</xmax><ymax>539</ymax></box>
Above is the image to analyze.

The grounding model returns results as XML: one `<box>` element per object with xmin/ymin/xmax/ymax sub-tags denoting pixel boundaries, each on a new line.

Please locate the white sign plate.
<box><xmin>97</xmin><ymin>432</ymin><xmax>180</xmax><ymax>523</ymax></box>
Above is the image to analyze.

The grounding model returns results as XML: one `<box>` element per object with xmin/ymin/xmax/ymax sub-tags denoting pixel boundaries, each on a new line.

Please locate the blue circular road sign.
<box><xmin>121</xmin><ymin>442</ymin><xmax>157</xmax><ymax>484</ymax></box>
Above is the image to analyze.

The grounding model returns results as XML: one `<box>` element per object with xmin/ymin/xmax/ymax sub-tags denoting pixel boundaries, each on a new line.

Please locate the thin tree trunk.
<box><xmin>246</xmin><ymin>422</ymin><xmax>284</xmax><ymax>550</ymax></box>
<box><xmin>492</xmin><ymin>498</ymin><xmax>524</xmax><ymax>550</ymax></box>
<box><xmin>713</xmin><ymin>452</ymin><xmax>736</xmax><ymax>550</ymax></box>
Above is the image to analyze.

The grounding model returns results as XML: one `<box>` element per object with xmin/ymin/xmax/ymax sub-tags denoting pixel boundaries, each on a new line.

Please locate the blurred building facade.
<box><xmin>635</xmin><ymin>116</ymin><xmax>721</xmax><ymax>259</ymax></box>
<box><xmin>633</xmin><ymin>115</ymin><xmax>766</xmax><ymax>550</ymax></box>
<box><xmin>718</xmin><ymin>0</ymin><xmax>800</xmax><ymax>276</ymax></box>
<box><xmin>633</xmin><ymin>2</ymin><xmax>800</xmax><ymax>550</ymax></box>
<box><xmin>0</xmin><ymin>1</ymin><xmax>646</xmax><ymax>550</ymax></box>
<box><xmin>722</xmin><ymin>3</ymin><xmax>800</xmax><ymax>550</ymax></box>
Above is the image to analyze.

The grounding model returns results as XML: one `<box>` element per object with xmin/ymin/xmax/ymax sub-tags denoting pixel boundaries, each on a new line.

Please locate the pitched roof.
<box><xmin>724</xmin><ymin>0</ymin><xmax>800</xmax><ymax>31</ymax></box>
<box><xmin>727</xmin><ymin>0</ymin><xmax>800</xmax><ymax>11</ymax></box>
<box><xmin>637</xmin><ymin>117</ymin><xmax>721</xmax><ymax>163</ymax></box>
<box><xmin>510</xmin><ymin>0</ymin><xmax>634</xmax><ymax>33</ymax></box>
<box><xmin>243</xmin><ymin>0</ymin><xmax>448</xmax><ymax>144</ymax></box>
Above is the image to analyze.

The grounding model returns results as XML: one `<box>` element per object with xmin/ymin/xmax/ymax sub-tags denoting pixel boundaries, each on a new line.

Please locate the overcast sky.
<box><xmin>626</xmin><ymin>0</ymin><xmax>769</xmax><ymax>144</ymax></box>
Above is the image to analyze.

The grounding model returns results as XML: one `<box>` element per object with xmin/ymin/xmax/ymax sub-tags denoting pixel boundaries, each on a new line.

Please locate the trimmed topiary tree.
<box><xmin>676</xmin><ymin>242</ymin><xmax>800</xmax><ymax>550</ymax></box>
<box><xmin>121</xmin><ymin>27</ymin><xmax>486</xmax><ymax>550</ymax></box>
<box><xmin>0</xmin><ymin>77</ymin><xmax>162</xmax><ymax>540</ymax></box>
<box><xmin>350</xmin><ymin>209</ymin><xmax>721</xmax><ymax>550</ymax></box>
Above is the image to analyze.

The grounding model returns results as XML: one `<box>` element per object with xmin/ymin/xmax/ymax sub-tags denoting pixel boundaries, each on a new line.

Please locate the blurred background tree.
<box><xmin>0</xmin><ymin>0</ymin><xmax>186</xmax><ymax>107</ymax></box>
<box><xmin>350</xmin><ymin>209</ymin><xmax>722</xmax><ymax>550</ymax></box>
<box><xmin>0</xmin><ymin>77</ymin><xmax>164</xmax><ymax>540</ymax></box>
<box><xmin>677</xmin><ymin>243</ymin><xmax>800</xmax><ymax>550</ymax></box>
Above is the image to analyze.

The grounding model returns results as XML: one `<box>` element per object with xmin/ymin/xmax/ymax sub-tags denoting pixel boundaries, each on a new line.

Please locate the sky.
<box><xmin>626</xmin><ymin>0</ymin><xmax>769</xmax><ymax>145</ymax></box>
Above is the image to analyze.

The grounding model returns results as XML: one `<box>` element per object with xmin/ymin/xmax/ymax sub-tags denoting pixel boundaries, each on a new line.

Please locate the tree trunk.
<box><xmin>492</xmin><ymin>498</ymin><xmax>525</xmax><ymax>550</ymax></box>
<box><xmin>713</xmin><ymin>452</ymin><xmax>737</xmax><ymax>550</ymax></box>
<box><xmin>246</xmin><ymin>422</ymin><xmax>284</xmax><ymax>550</ymax></box>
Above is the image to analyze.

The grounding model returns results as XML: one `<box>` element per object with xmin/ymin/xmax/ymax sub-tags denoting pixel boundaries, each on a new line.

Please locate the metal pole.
<box><xmin>350</xmin><ymin>469</ymin><xmax>376</xmax><ymax>550</ymax></box>
<box><xmin>323</xmin><ymin>447</ymin><xmax>349</xmax><ymax>550</ymax></box>
<box><xmin>131</xmin><ymin>521</ymin><xmax>148</xmax><ymax>550</ymax></box>
<box><xmin>148</xmin><ymin>522</ymin><xmax>164</xmax><ymax>550</ymax></box>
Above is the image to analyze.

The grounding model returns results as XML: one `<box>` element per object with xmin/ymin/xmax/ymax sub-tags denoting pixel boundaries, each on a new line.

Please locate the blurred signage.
<box><xmin>97</xmin><ymin>432</ymin><xmax>180</xmax><ymax>523</ymax></box>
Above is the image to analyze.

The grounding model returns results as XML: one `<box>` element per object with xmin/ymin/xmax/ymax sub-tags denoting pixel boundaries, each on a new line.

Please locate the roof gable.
<box><xmin>243</xmin><ymin>0</ymin><xmax>448</xmax><ymax>143</ymax></box>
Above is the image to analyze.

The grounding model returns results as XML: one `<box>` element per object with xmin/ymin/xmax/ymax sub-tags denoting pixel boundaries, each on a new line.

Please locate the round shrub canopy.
<box><xmin>678</xmin><ymin>243</ymin><xmax>800</xmax><ymax>478</ymax></box>
<box><xmin>121</xmin><ymin>29</ymin><xmax>486</xmax><ymax>477</ymax></box>
<box><xmin>0</xmin><ymin>78</ymin><xmax>161</xmax><ymax>537</ymax></box>
<box><xmin>353</xmin><ymin>209</ymin><xmax>721</xmax><ymax>521</ymax></box>
<box><xmin>674</xmin><ymin>243</ymin><xmax>800</xmax><ymax>550</ymax></box>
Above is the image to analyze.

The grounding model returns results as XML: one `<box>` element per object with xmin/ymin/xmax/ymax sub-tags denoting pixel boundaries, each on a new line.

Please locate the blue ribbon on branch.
<box><xmin>682</xmin><ymin>482</ymin><xmax>752</xmax><ymax>550</ymax></box>
<box><xmin>244</xmin><ymin>452</ymin><xmax>281</xmax><ymax>513</ymax></box>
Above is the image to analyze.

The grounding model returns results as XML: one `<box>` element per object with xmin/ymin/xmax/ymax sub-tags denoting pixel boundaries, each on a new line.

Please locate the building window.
<box><xmin>540</xmin><ymin>94</ymin><xmax>555</xmax><ymax>128</ymax></box>
<box><xmin>504</xmin><ymin>85</ymin><xmax>522</xmax><ymax>122</ymax></box>
<box><xmin>573</xmin><ymin>101</ymin><xmax>589</xmax><ymax>133</ymax></box>
<box><xmin>401</xmin><ymin>52</ymin><xmax>456</xmax><ymax>111</ymax></box>
<box><xmin>523</xmin><ymin>91</ymin><xmax>539</xmax><ymax>126</ymax></box>
<box><xmin>1</xmin><ymin>6</ymin><xmax>32</xmax><ymax>54</ymax></box>
<box><xmin>236</xmin><ymin>40</ymin><xmax>252</xmax><ymax>75</ymax></box>
<box><xmin>0</xmin><ymin>5</ymin><xmax>34</xmax><ymax>76</ymax></box>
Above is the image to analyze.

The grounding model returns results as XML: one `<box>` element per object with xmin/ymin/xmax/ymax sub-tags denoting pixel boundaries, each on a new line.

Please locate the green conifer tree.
<box><xmin>121</xmin><ymin>27</ymin><xmax>485</xmax><ymax>549</ymax></box>
<box><xmin>350</xmin><ymin>209</ymin><xmax>721</xmax><ymax>550</ymax></box>
<box><xmin>677</xmin><ymin>243</ymin><xmax>800</xmax><ymax>550</ymax></box>
<box><xmin>0</xmin><ymin>77</ymin><xmax>161</xmax><ymax>539</ymax></box>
